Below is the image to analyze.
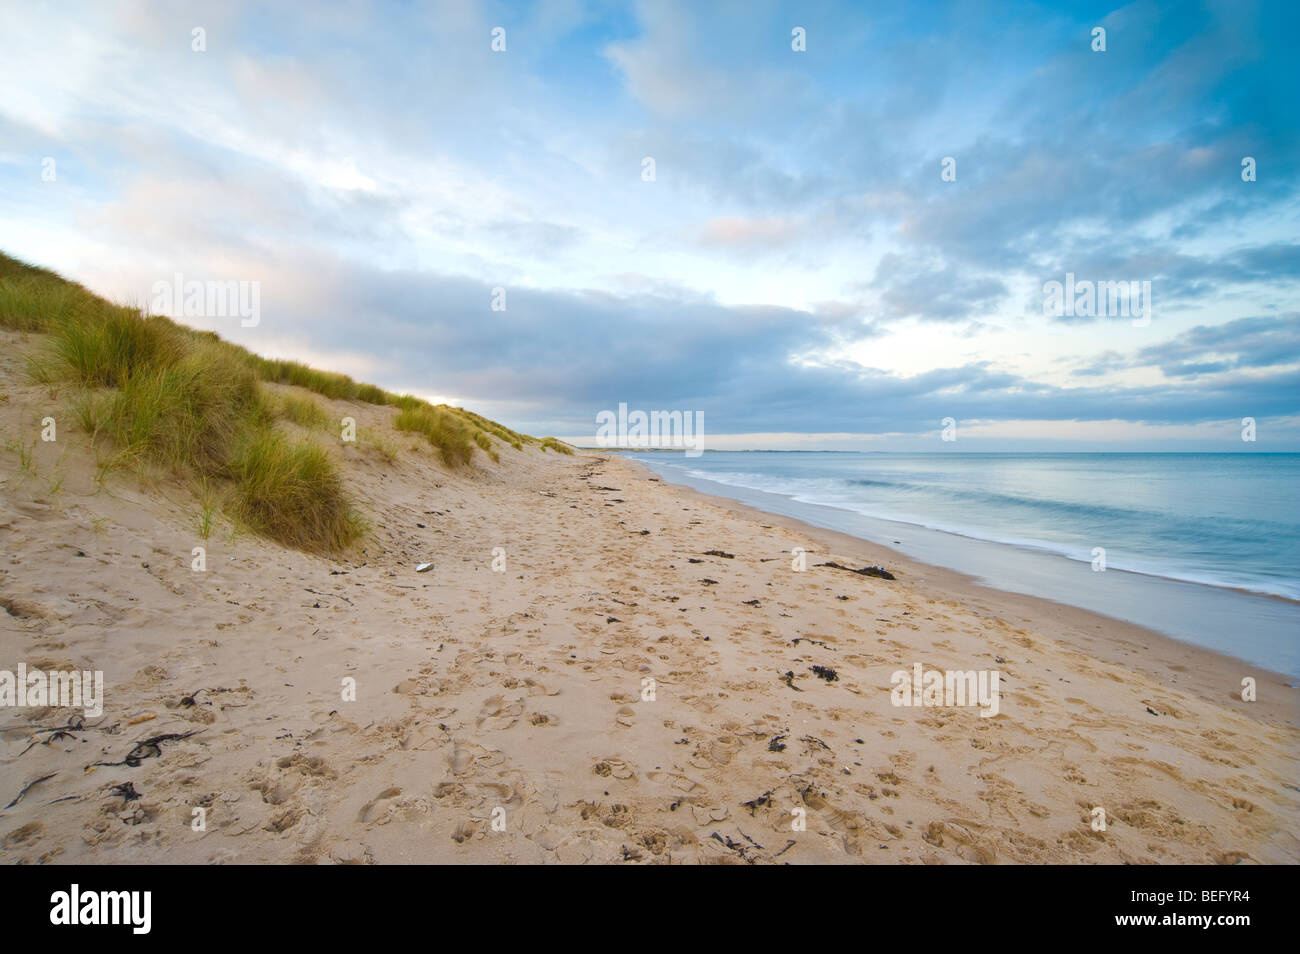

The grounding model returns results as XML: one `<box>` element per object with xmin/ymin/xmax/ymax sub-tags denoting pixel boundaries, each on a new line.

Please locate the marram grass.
<box><xmin>0</xmin><ymin>251</ymin><xmax>541</xmax><ymax>553</ymax></box>
<box><xmin>540</xmin><ymin>437</ymin><xmax>575</xmax><ymax>455</ymax></box>
<box><xmin>229</xmin><ymin>428</ymin><xmax>365</xmax><ymax>553</ymax></box>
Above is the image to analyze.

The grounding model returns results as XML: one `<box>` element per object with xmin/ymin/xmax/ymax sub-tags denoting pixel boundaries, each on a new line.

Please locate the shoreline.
<box><xmin>611</xmin><ymin>455</ymin><xmax>1299</xmax><ymax>728</ymax></box>
<box><xmin>625</xmin><ymin>454</ymin><xmax>1300</xmax><ymax>678</ymax></box>
<box><xmin>593</xmin><ymin>449</ymin><xmax>1300</xmax><ymax>604</ymax></box>
<box><xmin>684</xmin><ymin>486</ymin><xmax>1300</xmax><ymax>608</ymax></box>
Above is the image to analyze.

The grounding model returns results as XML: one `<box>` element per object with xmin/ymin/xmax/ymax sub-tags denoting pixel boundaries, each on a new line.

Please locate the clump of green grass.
<box><xmin>26</xmin><ymin>299</ymin><xmax>184</xmax><ymax>388</ymax></box>
<box><xmin>228</xmin><ymin>429</ymin><xmax>364</xmax><ymax>552</ymax></box>
<box><xmin>0</xmin><ymin>258</ymin><xmax>108</xmax><ymax>334</ymax></box>
<box><xmin>540</xmin><ymin>437</ymin><xmax>575</xmax><ymax>455</ymax></box>
<box><xmin>198</xmin><ymin>503</ymin><xmax>215</xmax><ymax>539</ymax></box>
<box><xmin>254</xmin><ymin>358</ymin><xmax>358</xmax><ymax>400</ymax></box>
<box><xmin>473</xmin><ymin>430</ymin><xmax>495</xmax><ymax>456</ymax></box>
<box><xmin>197</xmin><ymin>480</ymin><xmax>218</xmax><ymax>540</ymax></box>
<box><xmin>356</xmin><ymin>382</ymin><xmax>389</xmax><ymax>404</ymax></box>
<box><xmin>394</xmin><ymin>403</ymin><xmax>475</xmax><ymax>467</ymax></box>
<box><xmin>96</xmin><ymin>340</ymin><xmax>259</xmax><ymax>472</ymax></box>
<box><xmin>270</xmin><ymin>390</ymin><xmax>328</xmax><ymax>430</ymax></box>
<box><xmin>391</xmin><ymin>393</ymin><xmax>426</xmax><ymax>412</ymax></box>
<box><xmin>249</xmin><ymin>357</ymin><xmax>398</xmax><ymax>407</ymax></box>
<box><xmin>0</xmin><ymin>277</ymin><xmax>81</xmax><ymax>333</ymax></box>
<box><xmin>450</xmin><ymin>406</ymin><xmax>535</xmax><ymax>449</ymax></box>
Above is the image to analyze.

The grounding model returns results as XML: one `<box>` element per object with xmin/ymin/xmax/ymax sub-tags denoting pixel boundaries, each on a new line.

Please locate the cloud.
<box><xmin>1137</xmin><ymin>313</ymin><xmax>1300</xmax><ymax>377</ymax></box>
<box><xmin>696</xmin><ymin>216</ymin><xmax>801</xmax><ymax>248</ymax></box>
<box><xmin>868</xmin><ymin>254</ymin><xmax>1009</xmax><ymax>323</ymax></box>
<box><xmin>122</xmin><ymin>248</ymin><xmax>1293</xmax><ymax>440</ymax></box>
<box><xmin>1</xmin><ymin>0</ymin><xmax>1297</xmax><ymax>448</ymax></box>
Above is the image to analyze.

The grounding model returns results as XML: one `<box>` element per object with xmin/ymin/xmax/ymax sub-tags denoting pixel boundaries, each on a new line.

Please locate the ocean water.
<box><xmin>627</xmin><ymin>452</ymin><xmax>1300</xmax><ymax>676</ymax></box>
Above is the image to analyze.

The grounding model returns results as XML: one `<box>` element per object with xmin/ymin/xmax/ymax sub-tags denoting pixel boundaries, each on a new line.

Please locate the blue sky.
<box><xmin>1</xmin><ymin>0</ymin><xmax>1297</xmax><ymax>449</ymax></box>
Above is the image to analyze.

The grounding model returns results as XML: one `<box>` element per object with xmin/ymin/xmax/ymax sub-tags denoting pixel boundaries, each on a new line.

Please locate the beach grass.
<box><xmin>228</xmin><ymin>427</ymin><xmax>365</xmax><ymax>552</ymax></box>
<box><xmin>393</xmin><ymin>402</ymin><xmax>476</xmax><ymax>467</ymax></box>
<box><xmin>270</xmin><ymin>390</ymin><xmax>329</xmax><ymax>431</ymax></box>
<box><xmin>0</xmin><ymin>251</ymin><xmax>539</xmax><ymax>553</ymax></box>
<box><xmin>540</xmin><ymin>436</ymin><xmax>575</xmax><ymax>454</ymax></box>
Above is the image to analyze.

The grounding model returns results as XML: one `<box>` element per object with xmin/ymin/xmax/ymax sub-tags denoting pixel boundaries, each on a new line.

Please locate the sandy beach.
<box><xmin>3</xmin><ymin>350</ymin><xmax>1297</xmax><ymax>864</ymax></box>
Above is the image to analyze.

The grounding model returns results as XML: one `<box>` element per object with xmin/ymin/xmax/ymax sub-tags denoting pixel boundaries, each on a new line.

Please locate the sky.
<box><xmin>1</xmin><ymin>0</ymin><xmax>1297</xmax><ymax>450</ymax></box>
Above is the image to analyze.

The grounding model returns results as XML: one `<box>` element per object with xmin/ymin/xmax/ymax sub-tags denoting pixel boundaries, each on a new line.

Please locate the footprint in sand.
<box><xmin>688</xmin><ymin>735</ymin><xmax>740</xmax><ymax>769</ymax></box>
<box><xmin>523</xmin><ymin>678</ymin><xmax>561</xmax><ymax>697</ymax></box>
<box><xmin>448</xmin><ymin>742</ymin><xmax>501</xmax><ymax>777</ymax></box>
<box><xmin>477</xmin><ymin>694</ymin><xmax>525</xmax><ymax>729</ymax></box>
<box><xmin>357</xmin><ymin>786</ymin><xmax>402</xmax><ymax>823</ymax></box>
<box><xmin>690</xmin><ymin>803</ymin><xmax>730</xmax><ymax>825</ymax></box>
<box><xmin>592</xmin><ymin>757</ymin><xmax>635</xmax><ymax>780</ymax></box>
<box><xmin>921</xmin><ymin>819</ymin><xmax>997</xmax><ymax>864</ymax></box>
<box><xmin>647</xmin><ymin>770</ymin><xmax>706</xmax><ymax>794</ymax></box>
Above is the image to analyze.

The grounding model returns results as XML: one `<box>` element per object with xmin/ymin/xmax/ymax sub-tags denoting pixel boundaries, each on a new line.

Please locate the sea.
<box><xmin>626</xmin><ymin>451</ymin><xmax>1300</xmax><ymax>678</ymax></box>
